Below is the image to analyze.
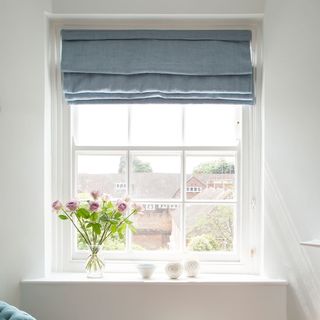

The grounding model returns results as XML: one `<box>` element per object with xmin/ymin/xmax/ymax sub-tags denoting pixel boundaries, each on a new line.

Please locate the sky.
<box><xmin>74</xmin><ymin>104</ymin><xmax>240</xmax><ymax>174</ymax></box>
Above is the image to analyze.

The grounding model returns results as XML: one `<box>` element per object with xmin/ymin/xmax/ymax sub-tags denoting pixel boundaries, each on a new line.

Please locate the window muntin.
<box><xmin>71</xmin><ymin>104</ymin><xmax>243</xmax><ymax>259</ymax></box>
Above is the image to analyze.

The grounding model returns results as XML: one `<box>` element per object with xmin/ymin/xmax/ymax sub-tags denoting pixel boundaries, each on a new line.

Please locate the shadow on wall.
<box><xmin>264</xmin><ymin>163</ymin><xmax>320</xmax><ymax>320</ymax></box>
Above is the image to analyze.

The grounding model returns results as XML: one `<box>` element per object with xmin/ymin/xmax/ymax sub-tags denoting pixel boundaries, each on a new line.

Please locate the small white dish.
<box><xmin>137</xmin><ymin>263</ymin><xmax>156</xmax><ymax>279</ymax></box>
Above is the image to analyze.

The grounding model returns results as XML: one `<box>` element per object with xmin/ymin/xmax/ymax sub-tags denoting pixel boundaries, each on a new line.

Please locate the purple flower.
<box><xmin>52</xmin><ymin>200</ymin><xmax>63</xmax><ymax>211</ymax></box>
<box><xmin>66</xmin><ymin>200</ymin><xmax>79</xmax><ymax>211</ymax></box>
<box><xmin>90</xmin><ymin>190</ymin><xmax>101</xmax><ymax>200</ymax></box>
<box><xmin>117</xmin><ymin>199</ymin><xmax>128</xmax><ymax>213</ymax></box>
<box><xmin>89</xmin><ymin>201</ymin><xmax>100</xmax><ymax>212</ymax></box>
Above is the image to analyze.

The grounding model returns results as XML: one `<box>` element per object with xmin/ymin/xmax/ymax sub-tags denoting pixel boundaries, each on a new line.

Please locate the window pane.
<box><xmin>186</xmin><ymin>204</ymin><xmax>235</xmax><ymax>252</ymax></box>
<box><xmin>77</xmin><ymin>233</ymin><xmax>125</xmax><ymax>251</ymax></box>
<box><xmin>185</xmin><ymin>105</ymin><xmax>240</xmax><ymax>146</ymax></box>
<box><xmin>76</xmin><ymin>153</ymin><xmax>127</xmax><ymax>199</ymax></box>
<box><xmin>185</xmin><ymin>153</ymin><xmax>236</xmax><ymax>200</ymax></box>
<box><xmin>72</xmin><ymin>105</ymin><xmax>128</xmax><ymax>146</ymax></box>
<box><xmin>130</xmin><ymin>152</ymin><xmax>181</xmax><ymax>200</ymax></box>
<box><xmin>132</xmin><ymin>203</ymin><xmax>181</xmax><ymax>251</ymax></box>
<box><xmin>130</xmin><ymin>105</ymin><xmax>182</xmax><ymax>146</ymax></box>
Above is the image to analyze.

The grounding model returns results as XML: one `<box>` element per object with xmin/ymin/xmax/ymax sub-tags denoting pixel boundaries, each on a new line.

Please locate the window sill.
<box><xmin>22</xmin><ymin>273</ymin><xmax>287</xmax><ymax>286</ymax></box>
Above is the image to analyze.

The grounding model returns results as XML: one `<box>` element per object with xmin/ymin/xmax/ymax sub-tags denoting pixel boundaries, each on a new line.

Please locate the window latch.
<box><xmin>251</xmin><ymin>198</ymin><xmax>256</xmax><ymax>210</ymax></box>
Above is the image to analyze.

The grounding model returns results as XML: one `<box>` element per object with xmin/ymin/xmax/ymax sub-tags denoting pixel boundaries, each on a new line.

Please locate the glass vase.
<box><xmin>85</xmin><ymin>245</ymin><xmax>104</xmax><ymax>278</ymax></box>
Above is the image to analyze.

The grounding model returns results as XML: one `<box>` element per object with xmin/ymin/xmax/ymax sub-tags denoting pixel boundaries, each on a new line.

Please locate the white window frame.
<box><xmin>49</xmin><ymin>16</ymin><xmax>262</xmax><ymax>274</ymax></box>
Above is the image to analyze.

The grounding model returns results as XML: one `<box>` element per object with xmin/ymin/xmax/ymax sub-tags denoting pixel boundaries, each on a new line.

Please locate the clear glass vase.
<box><xmin>85</xmin><ymin>245</ymin><xmax>104</xmax><ymax>278</ymax></box>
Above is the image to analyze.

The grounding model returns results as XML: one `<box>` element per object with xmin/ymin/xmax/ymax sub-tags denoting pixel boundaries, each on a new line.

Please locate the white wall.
<box><xmin>0</xmin><ymin>0</ymin><xmax>51</xmax><ymax>306</ymax></box>
<box><xmin>52</xmin><ymin>0</ymin><xmax>265</xmax><ymax>14</ymax></box>
<box><xmin>4</xmin><ymin>1</ymin><xmax>320</xmax><ymax>320</ymax></box>
<box><xmin>21</xmin><ymin>281</ymin><xmax>286</xmax><ymax>320</ymax></box>
<box><xmin>263</xmin><ymin>0</ymin><xmax>320</xmax><ymax>319</ymax></box>
<box><xmin>0</xmin><ymin>0</ymin><xmax>265</xmax><ymax>309</ymax></box>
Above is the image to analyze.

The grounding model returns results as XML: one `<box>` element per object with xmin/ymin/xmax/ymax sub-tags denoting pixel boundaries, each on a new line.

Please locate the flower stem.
<box><xmin>62</xmin><ymin>209</ymin><xmax>91</xmax><ymax>246</ymax></box>
<box><xmin>102</xmin><ymin>209</ymin><xmax>137</xmax><ymax>243</ymax></box>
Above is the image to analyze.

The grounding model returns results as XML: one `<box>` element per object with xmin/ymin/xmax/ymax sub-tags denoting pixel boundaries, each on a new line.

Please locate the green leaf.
<box><xmin>110</xmin><ymin>224</ymin><xmax>117</xmax><ymax>233</ymax></box>
<box><xmin>58</xmin><ymin>214</ymin><xmax>68</xmax><ymax>220</ymax></box>
<box><xmin>118</xmin><ymin>224</ymin><xmax>127</xmax><ymax>235</ymax></box>
<box><xmin>106</xmin><ymin>201</ymin><xmax>113</xmax><ymax>209</ymax></box>
<box><xmin>110</xmin><ymin>219</ymin><xmax>118</xmax><ymax>225</ymax></box>
<box><xmin>114</xmin><ymin>212</ymin><xmax>122</xmax><ymax>219</ymax></box>
<box><xmin>92</xmin><ymin>223</ymin><xmax>101</xmax><ymax>235</ymax></box>
<box><xmin>128</xmin><ymin>224</ymin><xmax>136</xmax><ymax>233</ymax></box>
<box><xmin>104</xmin><ymin>207</ymin><xmax>113</xmax><ymax>214</ymax></box>
<box><xmin>77</xmin><ymin>208</ymin><xmax>90</xmax><ymax>219</ymax></box>
<box><xmin>90</xmin><ymin>212</ymin><xmax>99</xmax><ymax>221</ymax></box>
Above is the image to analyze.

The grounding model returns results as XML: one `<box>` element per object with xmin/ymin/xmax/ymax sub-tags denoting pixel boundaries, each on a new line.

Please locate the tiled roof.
<box><xmin>78</xmin><ymin>173</ymin><xmax>235</xmax><ymax>199</ymax></box>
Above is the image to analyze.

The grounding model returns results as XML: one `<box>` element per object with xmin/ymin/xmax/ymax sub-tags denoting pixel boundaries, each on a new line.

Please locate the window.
<box><xmin>65</xmin><ymin>103</ymin><xmax>253</xmax><ymax>264</ymax></box>
<box><xmin>53</xmin><ymin>24</ymin><xmax>261</xmax><ymax>273</ymax></box>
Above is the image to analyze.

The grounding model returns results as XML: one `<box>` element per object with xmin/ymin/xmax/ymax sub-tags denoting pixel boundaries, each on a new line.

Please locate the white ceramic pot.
<box><xmin>137</xmin><ymin>263</ymin><xmax>156</xmax><ymax>279</ymax></box>
<box><xmin>165</xmin><ymin>262</ymin><xmax>183</xmax><ymax>279</ymax></box>
<box><xmin>184</xmin><ymin>259</ymin><xmax>200</xmax><ymax>277</ymax></box>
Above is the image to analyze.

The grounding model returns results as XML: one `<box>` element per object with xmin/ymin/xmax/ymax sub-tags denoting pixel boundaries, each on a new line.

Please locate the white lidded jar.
<box><xmin>165</xmin><ymin>261</ymin><xmax>183</xmax><ymax>279</ymax></box>
<box><xmin>184</xmin><ymin>259</ymin><xmax>200</xmax><ymax>277</ymax></box>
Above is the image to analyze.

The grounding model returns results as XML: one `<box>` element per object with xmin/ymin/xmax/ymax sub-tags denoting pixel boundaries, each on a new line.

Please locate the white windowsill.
<box><xmin>22</xmin><ymin>273</ymin><xmax>287</xmax><ymax>286</ymax></box>
<box><xmin>300</xmin><ymin>239</ymin><xmax>320</xmax><ymax>247</ymax></box>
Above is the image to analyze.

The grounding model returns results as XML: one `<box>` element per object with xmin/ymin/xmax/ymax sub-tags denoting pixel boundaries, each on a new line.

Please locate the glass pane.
<box><xmin>185</xmin><ymin>105</ymin><xmax>240</xmax><ymax>146</ymax></box>
<box><xmin>77</xmin><ymin>233</ymin><xmax>125</xmax><ymax>251</ymax></box>
<box><xmin>130</xmin><ymin>152</ymin><xmax>181</xmax><ymax>200</ymax></box>
<box><xmin>132</xmin><ymin>203</ymin><xmax>181</xmax><ymax>251</ymax></box>
<box><xmin>76</xmin><ymin>153</ymin><xmax>127</xmax><ymax>199</ymax></box>
<box><xmin>186</xmin><ymin>204</ymin><xmax>235</xmax><ymax>252</ymax></box>
<box><xmin>185</xmin><ymin>153</ymin><xmax>236</xmax><ymax>200</ymax></box>
<box><xmin>130</xmin><ymin>105</ymin><xmax>182</xmax><ymax>146</ymax></box>
<box><xmin>72</xmin><ymin>105</ymin><xmax>128</xmax><ymax>146</ymax></box>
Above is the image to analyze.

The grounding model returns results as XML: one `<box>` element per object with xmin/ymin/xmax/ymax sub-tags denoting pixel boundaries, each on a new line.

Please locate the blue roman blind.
<box><xmin>61</xmin><ymin>30</ymin><xmax>254</xmax><ymax>105</ymax></box>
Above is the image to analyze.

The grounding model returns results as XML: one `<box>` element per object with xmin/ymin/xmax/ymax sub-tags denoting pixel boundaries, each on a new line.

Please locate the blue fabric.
<box><xmin>61</xmin><ymin>29</ymin><xmax>254</xmax><ymax>105</ymax></box>
<box><xmin>61</xmin><ymin>29</ymin><xmax>252</xmax><ymax>41</ymax></box>
<box><xmin>0</xmin><ymin>301</ymin><xmax>36</xmax><ymax>320</ymax></box>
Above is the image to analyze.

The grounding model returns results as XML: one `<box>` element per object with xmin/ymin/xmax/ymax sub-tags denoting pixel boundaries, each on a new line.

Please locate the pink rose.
<box><xmin>89</xmin><ymin>201</ymin><xmax>100</xmax><ymax>212</ymax></box>
<box><xmin>101</xmin><ymin>193</ymin><xmax>110</xmax><ymax>202</ymax></box>
<box><xmin>90</xmin><ymin>191</ymin><xmax>101</xmax><ymax>200</ymax></box>
<box><xmin>117</xmin><ymin>199</ymin><xmax>128</xmax><ymax>213</ymax></box>
<box><xmin>132</xmin><ymin>202</ymin><xmax>144</xmax><ymax>213</ymax></box>
<box><xmin>66</xmin><ymin>200</ymin><xmax>79</xmax><ymax>211</ymax></box>
<box><xmin>52</xmin><ymin>200</ymin><xmax>63</xmax><ymax>211</ymax></box>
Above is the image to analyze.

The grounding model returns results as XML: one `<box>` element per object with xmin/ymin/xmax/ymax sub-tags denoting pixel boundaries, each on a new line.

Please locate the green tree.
<box><xmin>186</xmin><ymin>205</ymin><xmax>233</xmax><ymax>252</ymax></box>
<box><xmin>188</xmin><ymin>234</ymin><xmax>219</xmax><ymax>251</ymax></box>
<box><xmin>118</xmin><ymin>156</ymin><xmax>153</xmax><ymax>173</ymax></box>
<box><xmin>193</xmin><ymin>159</ymin><xmax>235</xmax><ymax>174</ymax></box>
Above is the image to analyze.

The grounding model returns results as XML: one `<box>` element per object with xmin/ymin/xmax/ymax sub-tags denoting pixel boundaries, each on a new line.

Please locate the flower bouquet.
<box><xmin>52</xmin><ymin>191</ymin><xmax>142</xmax><ymax>278</ymax></box>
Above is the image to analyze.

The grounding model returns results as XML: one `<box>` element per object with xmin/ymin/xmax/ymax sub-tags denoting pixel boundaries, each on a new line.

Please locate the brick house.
<box><xmin>78</xmin><ymin>172</ymin><xmax>235</xmax><ymax>250</ymax></box>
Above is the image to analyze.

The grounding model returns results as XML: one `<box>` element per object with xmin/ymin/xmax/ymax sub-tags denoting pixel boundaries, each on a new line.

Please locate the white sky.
<box><xmin>74</xmin><ymin>104</ymin><xmax>240</xmax><ymax>174</ymax></box>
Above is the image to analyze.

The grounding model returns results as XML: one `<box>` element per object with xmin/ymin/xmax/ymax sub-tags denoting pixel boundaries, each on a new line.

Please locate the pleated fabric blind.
<box><xmin>61</xmin><ymin>30</ymin><xmax>254</xmax><ymax>105</ymax></box>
